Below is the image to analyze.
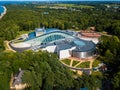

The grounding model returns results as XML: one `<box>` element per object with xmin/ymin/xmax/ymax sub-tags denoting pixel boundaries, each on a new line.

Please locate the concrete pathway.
<box><xmin>90</xmin><ymin>59</ymin><xmax>94</xmax><ymax>69</ymax></box>
<box><xmin>70</xmin><ymin>59</ymin><xmax>73</xmax><ymax>67</ymax></box>
<box><xmin>73</xmin><ymin>61</ymin><xmax>82</xmax><ymax>68</ymax></box>
<box><xmin>4</xmin><ymin>41</ymin><xmax>16</xmax><ymax>52</ymax></box>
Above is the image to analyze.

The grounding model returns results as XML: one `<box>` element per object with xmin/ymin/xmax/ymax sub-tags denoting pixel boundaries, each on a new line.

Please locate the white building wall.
<box><xmin>79</xmin><ymin>37</ymin><xmax>99</xmax><ymax>44</ymax></box>
<box><xmin>69</xmin><ymin>46</ymin><xmax>76</xmax><ymax>51</ymax></box>
<box><xmin>11</xmin><ymin>42</ymin><xmax>31</xmax><ymax>48</ymax></box>
<box><xmin>44</xmin><ymin>46</ymin><xmax>57</xmax><ymax>53</ymax></box>
<box><xmin>36</xmin><ymin>32</ymin><xmax>44</xmax><ymax>37</ymax></box>
<box><xmin>59</xmin><ymin>49</ymin><xmax>71</xmax><ymax>59</ymax></box>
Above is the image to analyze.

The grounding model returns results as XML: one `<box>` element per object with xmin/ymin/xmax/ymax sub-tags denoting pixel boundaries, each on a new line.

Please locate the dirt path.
<box><xmin>4</xmin><ymin>41</ymin><xmax>16</xmax><ymax>52</ymax></box>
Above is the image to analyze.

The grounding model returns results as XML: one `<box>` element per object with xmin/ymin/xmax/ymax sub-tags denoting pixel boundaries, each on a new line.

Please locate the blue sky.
<box><xmin>1</xmin><ymin>0</ymin><xmax>120</xmax><ymax>1</ymax></box>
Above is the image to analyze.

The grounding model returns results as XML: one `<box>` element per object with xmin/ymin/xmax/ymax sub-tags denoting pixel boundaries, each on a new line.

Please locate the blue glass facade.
<box><xmin>42</xmin><ymin>34</ymin><xmax>65</xmax><ymax>43</ymax></box>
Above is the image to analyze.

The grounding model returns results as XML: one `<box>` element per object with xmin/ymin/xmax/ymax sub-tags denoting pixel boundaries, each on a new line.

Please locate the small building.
<box><xmin>10</xmin><ymin>69</ymin><xmax>27</xmax><ymax>90</ymax></box>
<box><xmin>35</xmin><ymin>28</ymin><xmax>45</xmax><ymax>37</ymax></box>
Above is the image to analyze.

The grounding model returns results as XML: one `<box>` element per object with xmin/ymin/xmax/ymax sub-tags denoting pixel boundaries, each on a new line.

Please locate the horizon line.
<box><xmin>1</xmin><ymin>0</ymin><xmax>120</xmax><ymax>1</ymax></box>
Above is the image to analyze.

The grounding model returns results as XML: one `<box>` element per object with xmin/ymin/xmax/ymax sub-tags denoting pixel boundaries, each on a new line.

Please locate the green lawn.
<box><xmin>92</xmin><ymin>71</ymin><xmax>102</xmax><ymax>76</ymax></box>
<box><xmin>92</xmin><ymin>60</ymin><xmax>101</xmax><ymax>67</ymax></box>
<box><xmin>55</xmin><ymin>4</ymin><xmax>94</xmax><ymax>9</ymax></box>
<box><xmin>36</xmin><ymin>6</ymin><xmax>48</xmax><ymax>9</ymax></box>
<box><xmin>72</xmin><ymin>60</ymin><xmax>80</xmax><ymax>66</ymax></box>
<box><xmin>76</xmin><ymin>61</ymin><xmax>90</xmax><ymax>68</ymax></box>
<box><xmin>55</xmin><ymin>4</ymin><xmax>75</xmax><ymax>7</ymax></box>
<box><xmin>36</xmin><ymin>4</ymin><xmax>95</xmax><ymax>9</ymax></box>
<box><xmin>61</xmin><ymin>59</ymin><xmax>71</xmax><ymax>65</ymax></box>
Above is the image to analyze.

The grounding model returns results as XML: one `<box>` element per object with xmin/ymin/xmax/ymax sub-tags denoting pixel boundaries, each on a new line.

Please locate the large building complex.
<box><xmin>9</xmin><ymin>28</ymin><xmax>97</xmax><ymax>59</ymax></box>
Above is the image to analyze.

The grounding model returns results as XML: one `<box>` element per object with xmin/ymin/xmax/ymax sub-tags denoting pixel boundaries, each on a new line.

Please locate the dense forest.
<box><xmin>0</xmin><ymin>51</ymin><xmax>102</xmax><ymax>90</ymax></box>
<box><xmin>0</xmin><ymin>2</ymin><xmax>120</xmax><ymax>90</ymax></box>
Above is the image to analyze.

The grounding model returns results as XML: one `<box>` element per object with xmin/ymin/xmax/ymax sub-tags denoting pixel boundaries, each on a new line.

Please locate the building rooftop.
<box><xmin>13</xmin><ymin>70</ymin><xmax>24</xmax><ymax>86</ymax></box>
<box><xmin>45</xmin><ymin>28</ymin><xmax>60</xmax><ymax>33</ymax></box>
<box><xmin>80</xmin><ymin>30</ymin><xmax>101</xmax><ymax>38</ymax></box>
<box><xmin>51</xmin><ymin>38</ymin><xmax>95</xmax><ymax>52</ymax></box>
<box><xmin>27</xmin><ymin>28</ymin><xmax>77</xmax><ymax>41</ymax></box>
<box><xmin>56</xmin><ymin>39</ymin><xmax>74</xmax><ymax>50</ymax></box>
<box><xmin>27</xmin><ymin>32</ymin><xmax>36</xmax><ymax>40</ymax></box>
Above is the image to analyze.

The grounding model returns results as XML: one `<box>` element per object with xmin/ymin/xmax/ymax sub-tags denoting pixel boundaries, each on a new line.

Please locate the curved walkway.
<box><xmin>68</xmin><ymin>57</ymin><xmax>95</xmax><ymax>69</ymax></box>
<box><xmin>60</xmin><ymin>56</ymin><xmax>96</xmax><ymax>75</ymax></box>
<box><xmin>4</xmin><ymin>41</ymin><xmax>16</xmax><ymax>52</ymax></box>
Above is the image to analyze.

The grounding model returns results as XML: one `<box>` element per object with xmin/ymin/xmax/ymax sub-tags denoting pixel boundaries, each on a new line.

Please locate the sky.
<box><xmin>1</xmin><ymin>0</ymin><xmax>120</xmax><ymax>1</ymax></box>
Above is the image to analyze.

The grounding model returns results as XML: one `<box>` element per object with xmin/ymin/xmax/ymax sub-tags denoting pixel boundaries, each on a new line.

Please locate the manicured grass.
<box><xmin>55</xmin><ymin>4</ymin><xmax>76</xmax><ymax>7</ymax></box>
<box><xmin>92</xmin><ymin>60</ymin><xmax>101</xmax><ymax>67</ymax></box>
<box><xmin>76</xmin><ymin>61</ymin><xmax>90</xmax><ymax>68</ymax></box>
<box><xmin>36</xmin><ymin>4</ymin><xmax>95</xmax><ymax>9</ymax></box>
<box><xmin>92</xmin><ymin>71</ymin><xmax>102</xmax><ymax>76</ymax></box>
<box><xmin>61</xmin><ymin>59</ymin><xmax>71</xmax><ymax>65</ymax></box>
<box><xmin>72</xmin><ymin>60</ymin><xmax>80</xmax><ymax>66</ymax></box>
<box><xmin>55</xmin><ymin>4</ymin><xmax>94</xmax><ymax>9</ymax></box>
<box><xmin>36</xmin><ymin>6</ymin><xmax>47</xmax><ymax>9</ymax></box>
